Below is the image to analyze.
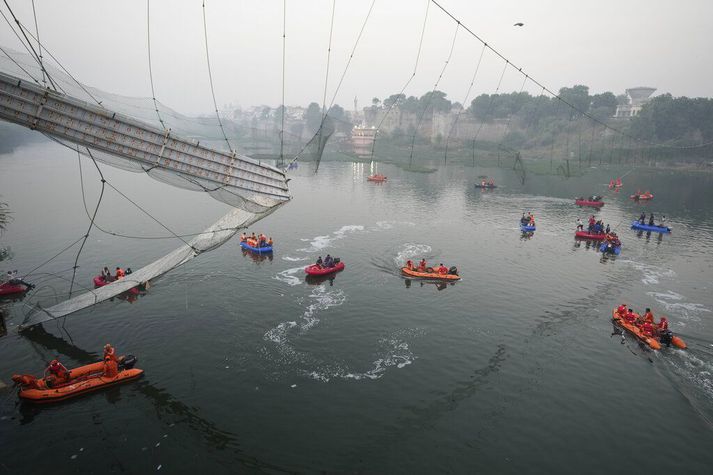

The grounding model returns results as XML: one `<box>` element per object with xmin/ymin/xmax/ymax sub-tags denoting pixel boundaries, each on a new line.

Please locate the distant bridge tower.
<box><xmin>614</xmin><ymin>87</ymin><xmax>656</xmax><ymax>118</ymax></box>
<box><xmin>354</xmin><ymin>96</ymin><xmax>358</xmax><ymax>114</ymax></box>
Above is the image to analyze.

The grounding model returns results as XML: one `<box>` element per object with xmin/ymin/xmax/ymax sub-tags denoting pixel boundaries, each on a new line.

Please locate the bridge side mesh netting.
<box><xmin>0</xmin><ymin>48</ymin><xmax>332</xmax><ymax>328</ymax></box>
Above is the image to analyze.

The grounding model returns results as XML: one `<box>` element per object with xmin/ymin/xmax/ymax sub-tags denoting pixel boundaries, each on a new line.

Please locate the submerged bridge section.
<box><xmin>0</xmin><ymin>71</ymin><xmax>290</xmax><ymax>211</ymax></box>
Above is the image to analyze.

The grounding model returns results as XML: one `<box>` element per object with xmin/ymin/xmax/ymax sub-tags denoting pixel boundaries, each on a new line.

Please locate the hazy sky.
<box><xmin>2</xmin><ymin>0</ymin><xmax>712</xmax><ymax>115</ymax></box>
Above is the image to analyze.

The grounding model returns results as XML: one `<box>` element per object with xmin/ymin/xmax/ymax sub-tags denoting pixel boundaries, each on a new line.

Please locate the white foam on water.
<box><xmin>646</xmin><ymin>291</ymin><xmax>711</xmax><ymax>322</ymax></box>
<box><xmin>297</xmin><ymin>224</ymin><xmax>365</xmax><ymax>252</ymax></box>
<box><xmin>373</xmin><ymin>220</ymin><xmax>416</xmax><ymax>231</ymax></box>
<box><xmin>282</xmin><ymin>256</ymin><xmax>309</xmax><ymax>262</ymax></box>
<box><xmin>274</xmin><ymin>267</ymin><xmax>305</xmax><ymax>286</ymax></box>
<box><xmin>666</xmin><ymin>351</ymin><xmax>713</xmax><ymax>402</ymax></box>
<box><xmin>622</xmin><ymin>260</ymin><xmax>676</xmax><ymax>285</ymax></box>
<box><xmin>395</xmin><ymin>243</ymin><xmax>432</xmax><ymax>266</ymax></box>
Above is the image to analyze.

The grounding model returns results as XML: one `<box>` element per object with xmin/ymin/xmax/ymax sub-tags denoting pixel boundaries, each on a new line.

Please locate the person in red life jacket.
<box><xmin>609</xmin><ymin>179</ymin><xmax>615</xmax><ymax>188</ymax></box>
<box><xmin>103</xmin><ymin>355</ymin><xmax>119</xmax><ymax>378</ymax></box>
<box><xmin>616</xmin><ymin>304</ymin><xmax>627</xmax><ymax>317</ymax></box>
<box><xmin>624</xmin><ymin>308</ymin><xmax>637</xmax><ymax>324</ymax></box>
<box><xmin>643</xmin><ymin>308</ymin><xmax>654</xmax><ymax>323</ymax></box>
<box><xmin>488</xmin><ymin>179</ymin><xmax>494</xmax><ymax>186</ymax></box>
<box><xmin>641</xmin><ymin>320</ymin><xmax>655</xmax><ymax>337</ymax></box>
<box><xmin>267</xmin><ymin>237</ymin><xmax>273</xmax><ymax>246</ymax></box>
<box><xmin>437</xmin><ymin>263</ymin><xmax>448</xmax><ymax>275</ymax></box>
<box><xmin>658</xmin><ymin>316</ymin><xmax>669</xmax><ymax>332</ymax></box>
<box><xmin>115</xmin><ymin>267</ymin><xmax>126</xmax><ymax>280</ymax></box>
<box><xmin>45</xmin><ymin>359</ymin><xmax>70</xmax><ymax>386</ymax></box>
<box><xmin>103</xmin><ymin>343</ymin><xmax>118</xmax><ymax>363</ymax></box>
<box><xmin>240</xmin><ymin>233</ymin><xmax>247</xmax><ymax>242</ymax></box>
<box><xmin>406</xmin><ymin>260</ymin><xmax>413</xmax><ymax>270</ymax></box>
<box><xmin>418</xmin><ymin>259</ymin><xmax>427</xmax><ymax>271</ymax></box>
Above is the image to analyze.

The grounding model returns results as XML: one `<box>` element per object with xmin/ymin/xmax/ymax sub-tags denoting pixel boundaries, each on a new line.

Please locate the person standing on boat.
<box><xmin>658</xmin><ymin>215</ymin><xmax>666</xmax><ymax>227</ymax></box>
<box><xmin>648</xmin><ymin>213</ymin><xmax>655</xmax><ymax>226</ymax></box>
<box><xmin>103</xmin><ymin>343</ymin><xmax>118</xmax><ymax>363</ymax></box>
<box><xmin>101</xmin><ymin>267</ymin><xmax>112</xmax><ymax>282</ymax></box>
<box><xmin>643</xmin><ymin>308</ymin><xmax>655</xmax><ymax>324</ymax></box>
<box><xmin>576</xmin><ymin>218</ymin><xmax>584</xmax><ymax>231</ymax></box>
<box><xmin>437</xmin><ymin>263</ymin><xmax>448</xmax><ymax>275</ymax></box>
<box><xmin>639</xmin><ymin>212</ymin><xmax>646</xmax><ymax>224</ymax></box>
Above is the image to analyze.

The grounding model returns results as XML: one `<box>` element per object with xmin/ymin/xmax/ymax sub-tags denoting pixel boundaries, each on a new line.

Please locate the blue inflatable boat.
<box><xmin>599</xmin><ymin>242</ymin><xmax>621</xmax><ymax>255</ymax></box>
<box><xmin>631</xmin><ymin>221</ymin><xmax>671</xmax><ymax>233</ymax></box>
<box><xmin>520</xmin><ymin>224</ymin><xmax>536</xmax><ymax>232</ymax></box>
<box><xmin>240</xmin><ymin>241</ymin><xmax>273</xmax><ymax>253</ymax></box>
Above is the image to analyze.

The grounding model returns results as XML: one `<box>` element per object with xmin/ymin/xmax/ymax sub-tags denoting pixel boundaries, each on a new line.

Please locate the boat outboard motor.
<box><xmin>659</xmin><ymin>330</ymin><xmax>674</xmax><ymax>348</ymax></box>
<box><xmin>120</xmin><ymin>355</ymin><xmax>138</xmax><ymax>369</ymax></box>
<box><xmin>334</xmin><ymin>257</ymin><xmax>341</xmax><ymax>264</ymax></box>
<box><xmin>448</xmin><ymin>266</ymin><xmax>458</xmax><ymax>275</ymax></box>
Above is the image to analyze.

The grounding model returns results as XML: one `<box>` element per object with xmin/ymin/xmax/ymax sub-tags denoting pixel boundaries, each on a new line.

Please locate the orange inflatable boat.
<box><xmin>401</xmin><ymin>266</ymin><xmax>460</xmax><ymax>281</ymax></box>
<box><xmin>12</xmin><ymin>356</ymin><xmax>143</xmax><ymax>403</ymax></box>
<box><xmin>611</xmin><ymin>309</ymin><xmax>686</xmax><ymax>350</ymax></box>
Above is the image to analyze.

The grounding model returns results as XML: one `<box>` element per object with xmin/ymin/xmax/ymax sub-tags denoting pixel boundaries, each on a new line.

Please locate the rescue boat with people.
<box><xmin>574</xmin><ymin>231</ymin><xmax>607</xmax><ymax>240</ymax></box>
<box><xmin>305</xmin><ymin>261</ymin><xmax>345</xmax><ymax>276</ymax></box>
<box><xmin>11</xmin><ymin>355</ymin><xmax>143</xmax><ymax>403</ymax></box>
<box><xmin>611</xmin><ymin>308</ymin><xmax>686</xmax><ymax>350</ymax></box>
<box><xmin>630</xmin><ymin>192</ymin><xmax>654</xmax><ymax>201</ymax></box>
<box><xmin>367</xmin><ymin>174</ymin><xmax>387</xmax><ymax>182</ymax></box>
<box><xmin>599</xmin><ymin>241</ymin><xmax>622</xmax><ymax>255</ymax></box>
<box><xmin>401</xmin><ymin>266</ymin><xmax>460</xmax><ymax>281</ymax></box>
<box><xmin>631</xmin><ymin>221</ymin><xmax>671</xmax><ymax>233</ymax></box>
<box><xmin>93</xmin><ymin>275</ymin><xmax>141</xmax><ymax>294</ymax></box>
<box><xmin>240</xmin><ymin>239</ymin><xmax>273</xmax><ymax>253</ymax></box>
<box><xmin>575</xmin><ymin>199</ymin><xmax>604</xmax><ymax>207</ymax></box>
<box><xmin>0</xmin><ymin>281</ymin><xmax>30</xmax><ymax>296</ymax></box>
<box><xmin>520</xmin><ymin>224</ymin><xmax>536</xmax><ymax>232</ymax></box>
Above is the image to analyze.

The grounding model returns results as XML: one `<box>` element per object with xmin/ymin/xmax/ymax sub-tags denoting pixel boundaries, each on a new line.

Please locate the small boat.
<box><xmin>401</xmin><ymin>266</ymin><xmax>460</xmax><ymax>281</ymax></box>
<box><xmin>475</xmin><ymin>183</ymin><xmax>497</xmax><ymax>189</ymax></box>
<box><xmin>240</xmin><ymin>240</ymin><xmax>273</xmax><ymax>253</ymax></box>
<box><xmin>575</xmin><ymin>231</ymin><xmax>607</xmax><ymax>240</ymax></box>
<box><xmin>612</xmin><ymin>309</ymin><xmax>686</xmax><ymax>350</ymax></box>
<box><xmin>575</xmin><ymin>199</ymin><xmax>604</xmax><ymax>207</ymax></box>
<box><xmin>93</xmin><ymin>275</ymin><xmax>141</xmax><ymax>294</ymax></box>
<box><xmin>305</xmin><ymin>261</ymin><xmax>345</xmax><ymax>276</ymax></box>
<box><xmin>630</xmin><ymin>192</ymin><xmax>653</xmax><ymax>200</ymax></box>
<box><xmin>520</xmin><ymin>224</ymin><xmax>536</xmax><ymax>232</ymax></box>
<box><xmin>367</xmin><ymin>174</ymin><xmax>387</xmax><ymax>182</ymax></box>
<box><xmin>0</xmin><ymin>281</ymin><xmax>30</xmax><ymax>296</ymax></box>
<box><xmin>12</xmin><ymin>356</ymin><xmax>143</xmax><ymax>403</ymax></box>
<box><xmin>631</xmin><ymin>221</ymin><xmax>671</xmax><ymax>233</ymax></box>
<box><xmin>599</xmin><ymin>242</ymin><xmax>622</xmax><ymax>255</ymax></box>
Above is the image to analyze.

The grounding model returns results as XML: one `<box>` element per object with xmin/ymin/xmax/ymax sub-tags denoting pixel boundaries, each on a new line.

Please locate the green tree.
<box><xmin>304</xmin><ymin>102</ymin><xmax>322</xmax><ymax>134</ymax></box>
<box><xmin>558</xmin><ymin>85</ymin><xmax>590</xmax><ymax>119</ymax></box>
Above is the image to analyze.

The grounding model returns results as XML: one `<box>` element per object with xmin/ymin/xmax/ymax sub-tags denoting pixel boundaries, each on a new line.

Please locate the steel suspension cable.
<box><xmin>29</xmin><ymin>0</ymin><xmax>45</xmax><ymax>87</ymax></box>
<box><xmin>408</xmin><ymin>21</ymin><xmax>460</xmax><ymax>166</ymax></box>
<box><xmin>201</xmin><ymin>0</ymin><xmax>233</xmax><ymax>153</ymax></box>
<box><xmin>278</xmin><ymin>0</ymin><xmax>286</xmax><ymax>169</ymax></box>
<box><xmin>444</xmin><ymin>43</ymin><xmax>486</xmax><ymax>163</ymax></box>
<box><xmin>369</xmin><ymin>0</ymin><xmax>430</xmax><ymax>161</ymax></box>
<box><xmin>146</xmin><ymin>0</ymin><xmax>167</xmax><ymax>130</ymax></box>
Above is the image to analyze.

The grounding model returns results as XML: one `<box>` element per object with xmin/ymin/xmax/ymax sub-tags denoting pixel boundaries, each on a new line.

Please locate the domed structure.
<box><xmin>614</xmin><ymin>87</ymin><xmax>657</xmax><ymax>118</ymax></box>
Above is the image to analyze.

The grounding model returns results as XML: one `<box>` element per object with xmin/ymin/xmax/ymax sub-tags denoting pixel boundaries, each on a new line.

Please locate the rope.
<box><xmin>471</xmin><ymin>60</ymin><xmax>508</xmax><ymax>166</ymax></box>
<box><xmin>369</xmin><ymin>0</ymin><xmax>430</xmax><ymax>161</ymax></box>
<box><xmin>444</xmin><ymin>43</ymin><xmax>486</xmax><ymax>163</ymax></box>
<box><xmin>201</xmin><ymin>0</ymin><xmax>233</xmax><ymax>153</ymax></box>
<box><xmin>428</xmin><ymin>0</ymin><xmax>713</xmax><ymax>151</ymax></box>
<box><xmin>408</xmin><ymin>21</ymin><xmax>460</xmax><ymax>166</ymax></box>
<box><xmin>146</xmin><ymin>0</ymin><xmax>167</xmax><ymax>130</ymax></box>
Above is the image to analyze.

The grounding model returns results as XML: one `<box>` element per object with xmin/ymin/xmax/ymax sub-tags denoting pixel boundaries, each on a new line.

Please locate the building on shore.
<box><xmin>351</xmin><ymin>125</ymin><xmax>377</xmax><ymax>158</ymax></box>
<box><xmin>614</xmin><ymin>87</ymin><xmax>656</xmax><ymax>118</ymax></box>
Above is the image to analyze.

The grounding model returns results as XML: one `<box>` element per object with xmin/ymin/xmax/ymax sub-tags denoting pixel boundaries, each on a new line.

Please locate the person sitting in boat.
<box><xmin>316</xmin><ymin>256</ymin><xmax>323</xmax><ymax>268</ymax></box>
<box><xmin>488</xmin><ymin>179</ymin><xmax>494</xmax><ymax>186</ymax></box>
<box><xmin>641</xmin><ymin>320</ymin><xmax>655</xmax><ymax>337</ymax></box>
<box><xmin>520</xmin><ymin>213</ymin><xmax>529</xmax><ymax>226</ymax></box>
<box><xmin>45</xmin><ymin>359</ymin><xmax>70</xmax><ymax>386</ymax></box>
<box><xmin>576</xmin><ymin>218</ymin><xmax>583</xmax><ymax>231</ymax></box>
<box><xmin>418</xmin><ymin>259</ymin><xmax>427</xmax><ymax>271</ymax></box>
<box><xmin>643</xmin><ymin>308</ymin><xmax>654</xmax><ymax>324</ymax></box>
<box><xmin>126</xmin><ymin>267</ymin><xmax>132</xmax><ymax>275</ymax></box>
<box><xmin>406</xmin><ymin>260</ymin><xmax>414</xmax><ymax>270</ymax></box>
<box><xmin>616</xmin><ymin>304</ymin><xmax>628</xmax><ymax>317</ymax></box>
<box><xmin>251</xmin><ymin>232</ymin><xmax>257</xmax><ymax>241</ymax></box>
<box><xmin>657</xmin><ymin>316</ymin><xmax>669</xmax><ymax>332</ymax></box>
<box><xmin>324</xmin><ymin>254</ymin><xmax>335</xmax><ymax>268</ymax></box>
<box><xmin>605</xmin><ymin>224</ymin><xmax>610</xmax><ymax>234</ymax></box>
<box><xmin>529</xmin><ymin>214</ymin><xmax>535</xmax><ymax>226</ymax></box>
<box><xmin>115</xmin><ymin>267</ymin><xmax>126</xmax><ymax>280</ymax></box>
<box><xmin>624</xmin><ymin>308</ymin><xmax>637</xmax><ymax>323</ymax></box>
<box><xmin>267</xmin><ymin>237</ymin><xmax>273</xmax><ymax>246</ymax></box>
<box><xmin>588</xmin><ymin>215</ymin><xmax>596</xmax><ymax>229</ymax></box>
<box><xmin>4</xmin><ymin>270</ymin><xmax>35</xmax><ymax>289</ymax></box>
<box><xmin>481</xmin><ymin>180</ymin><xmax>486</xmax><ymax>186</ymax></box>
<box><xmin>103</xmin><ymin>343</ymin><xmax>118</xmax><ymax>363</ymax></box>
<box><xmin>101</xmin><ymin>266</ymin><xmax>112</xmax><ymax>282</ymax></box>
<box><xmin>648</xmin><ymin>213</ymin><xmax>655</xmax><ymax>226</ymax></box>
<box><xmin>437</xmin><ymin>263</ymin><xmax>448</xmax><ymax>275</ymax></box>
<box><xmin>103</xmin><ymin>355</ymin><xmax>119</xmax><ymax>378</ymax></box>
<box><xmin>609</xmin><ymin>179</ymin><xmax>615</xmax><ymax>188</ymax></box>
<box><xmin>240</xmin><ymin>233</ymin><xmax>247</xmax><ymax>242</ymax></box>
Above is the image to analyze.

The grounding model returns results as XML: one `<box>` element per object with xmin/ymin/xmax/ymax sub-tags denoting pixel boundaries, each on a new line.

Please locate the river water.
<box><xmin>1</xmin><ymin>141</ymin><xmax>713</xmax><ymax>473</ymax></box>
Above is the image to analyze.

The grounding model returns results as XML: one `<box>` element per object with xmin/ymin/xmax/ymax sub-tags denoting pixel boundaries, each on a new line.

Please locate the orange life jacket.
<box><xmin>116</xmin><ymin>268</ymin><xmax>125</xmax><ymax>279</ymax></box>
<box><xmin>644</xmin><ymin>312</ymin><xmax>654</xmax><ymax>323</ymax></box>
<box><xmin>641</xmin><ymin>321</ymin><xmax>654</xmax><ymax>336</ymax></box>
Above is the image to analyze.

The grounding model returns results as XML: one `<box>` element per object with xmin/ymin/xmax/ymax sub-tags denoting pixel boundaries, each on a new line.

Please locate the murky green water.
<box><xmin>1</xmin><ymin>142</ymin><xmax>713</xmax><ymax>473</ymax></box>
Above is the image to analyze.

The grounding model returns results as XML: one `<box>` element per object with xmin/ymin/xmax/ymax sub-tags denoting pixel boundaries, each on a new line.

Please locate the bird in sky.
<box><xmin>514</xmin><ymin>22</ymin><xmax>524</xmax><ymax>27</ymax></box>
